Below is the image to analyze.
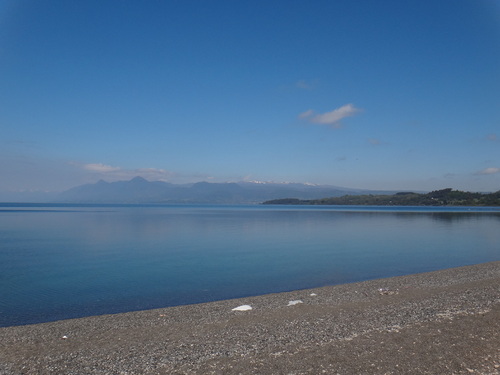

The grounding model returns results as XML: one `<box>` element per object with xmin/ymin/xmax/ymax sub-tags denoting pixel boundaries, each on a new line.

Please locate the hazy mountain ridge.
<box><xmin>50</xmin><ymin>177</ymin><xmax>396</xmax><ymax>204</ymax></box>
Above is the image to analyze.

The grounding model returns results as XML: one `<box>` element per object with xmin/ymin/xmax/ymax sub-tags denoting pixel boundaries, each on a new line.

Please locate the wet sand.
<box><xmin>1</xmin><ymin>261</ymin><xmax>499</xmax><ymax>374</ymax></box>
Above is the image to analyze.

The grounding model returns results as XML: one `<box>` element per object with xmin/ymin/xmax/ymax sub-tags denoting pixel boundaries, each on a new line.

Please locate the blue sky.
<box><xmin>1</xmin><ymin>0</ymin><xmax>499</xmax><ymax>193</ymax></box>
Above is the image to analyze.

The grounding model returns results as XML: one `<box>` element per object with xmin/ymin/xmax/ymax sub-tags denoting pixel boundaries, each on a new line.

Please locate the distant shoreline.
<box><xmin>1</xmin><ymin>261</ymin><xmax>499</xmax><ymax>374</ymax></box>
<box><xmin>263</xmin><ymin>188</ymin><xmax>500</xmax><ymax>206</ymax></box>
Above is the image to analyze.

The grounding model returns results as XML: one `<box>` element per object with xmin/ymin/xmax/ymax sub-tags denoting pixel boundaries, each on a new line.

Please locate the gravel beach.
<box><xmin>1</xmin><ymin>261</ymin><xmax>499</xmax><ymax>374</ymax></box>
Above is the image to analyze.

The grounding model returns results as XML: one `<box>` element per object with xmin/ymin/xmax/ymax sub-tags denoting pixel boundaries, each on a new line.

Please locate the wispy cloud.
<box><xmin>487</xmin><ymin>134</ymin><xmax>498</xmax><ymax>142</ymax></box>
<box><xmin>368</xmin><ymin>138</ymin><xmax>382</xmax><ymax>145</ymax></box>
<box><xmin>298</xmin><ymin>109</ymin><xmax>314</xmax><ymax>119</ymax></box>
<box><xmin>83</xmin><ymin>163</ymin><xmax>120</xmax><ymax>172</ymax></box>
<box><xmin>79</xmin><ymin>163</ymin><xmax>175</xmax><ymax>181</ymax></box>
<box><xmin>475</xmin><ymin>167</ymin><xmax>500</xmax><ymax>175</ymax></box>
<box><xmin>368</xmin><ymin>138</ymin><xmax>390</xmax><ymax>146</ymax></box>
<box><xmin>299</xmin><ymin>103</ymin><xmax>362</xmax><ymax>128</ymax></box>
<box><xmin>296</xmin><ymin>79</ymin><xmax>319</xmax><ymax>90</ymax></box>
<box><xmin>133</xmin><ymin>168</ymin><xmax>176</xmax><ymax>181</ymax></box>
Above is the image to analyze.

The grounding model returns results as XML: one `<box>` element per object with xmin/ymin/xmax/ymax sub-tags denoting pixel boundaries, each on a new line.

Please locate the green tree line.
<box><xmin>263</xmin><ymin>188</ymin><xmax>500</xmax><ymax>206</ymax></box>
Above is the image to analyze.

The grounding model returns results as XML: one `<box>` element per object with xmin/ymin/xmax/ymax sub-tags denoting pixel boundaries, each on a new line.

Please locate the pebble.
<box><xmin>232</xmin><ymin>305</ymin><xmax>252</xmax><ymax>311</ymax></box>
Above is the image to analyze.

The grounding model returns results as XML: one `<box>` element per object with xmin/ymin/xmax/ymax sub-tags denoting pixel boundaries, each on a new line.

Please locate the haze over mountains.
<box><xmin>3</xmin><ymin>177</ymin><xmax>397</xmax><ymax>204</ymax></box>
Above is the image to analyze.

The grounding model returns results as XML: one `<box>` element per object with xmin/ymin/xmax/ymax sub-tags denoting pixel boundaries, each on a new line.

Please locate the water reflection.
<box><xmin>1</xmin><ymin>204</ymin><xmax>499</xmax><ymax>326</ymax></box>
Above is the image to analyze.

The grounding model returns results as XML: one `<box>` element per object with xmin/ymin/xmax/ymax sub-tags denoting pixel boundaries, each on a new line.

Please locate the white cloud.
<box><xmin>298</xmin><ymin>109</ymin><xmax>314</xmax><ymax>119</ymax></box>
<box><xmin>312</xmin><ymin>104</ymin><xmax>362</xmax><ymax>125</ymax></box>
<box><xmin>83</xmin><ymin>163</ymin><xmax>121</xmax><ymax>172</ymax></box>
<box><xmin>476</xmin><ymin>167</ymin><xmax>500</xmax><ymax>175</ymax></box>
<box><xmin>299</xmin><ymin>104</ymin><xmax>362</xmax><ymax>128</ymax></box>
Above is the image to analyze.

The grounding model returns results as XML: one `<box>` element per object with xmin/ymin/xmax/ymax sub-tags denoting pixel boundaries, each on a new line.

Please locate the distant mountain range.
<box><xmin>43</xmin><ymin>177</ymin><xmax>396</xmax><ymax>204</ymax></box>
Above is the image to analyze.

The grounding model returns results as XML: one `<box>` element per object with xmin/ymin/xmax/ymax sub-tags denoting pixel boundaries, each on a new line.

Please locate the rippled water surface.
<box><xmin>1</xmin><ymin>204</ymin><xmax>499</xmax><ymax>326</ymax></box>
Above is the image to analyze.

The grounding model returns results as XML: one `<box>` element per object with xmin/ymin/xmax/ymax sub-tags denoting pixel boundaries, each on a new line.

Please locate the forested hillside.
<box><xmin>263</xmin><ymin>188</ymin><xmax>500</xmax><ymax>206</ymax></box>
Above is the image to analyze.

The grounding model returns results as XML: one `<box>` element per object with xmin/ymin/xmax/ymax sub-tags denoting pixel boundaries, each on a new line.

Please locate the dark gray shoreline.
<box><xmin>1</xmin><ymin>261</ymin><xmax>499</xmax><ymax>374</ymax></box>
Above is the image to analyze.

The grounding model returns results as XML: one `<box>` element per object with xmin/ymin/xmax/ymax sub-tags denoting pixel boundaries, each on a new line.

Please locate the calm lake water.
<box><xmin>1</xmin><ymin>204</ymin><xmax>499</xmax><ymax>327</ymax></box>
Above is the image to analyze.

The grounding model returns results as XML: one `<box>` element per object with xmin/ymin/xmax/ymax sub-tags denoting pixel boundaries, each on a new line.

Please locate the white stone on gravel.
<box><xmin>232</xmin><ymin>305</ymin><xmax>252</xmax><ymax>311</ymax></box>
